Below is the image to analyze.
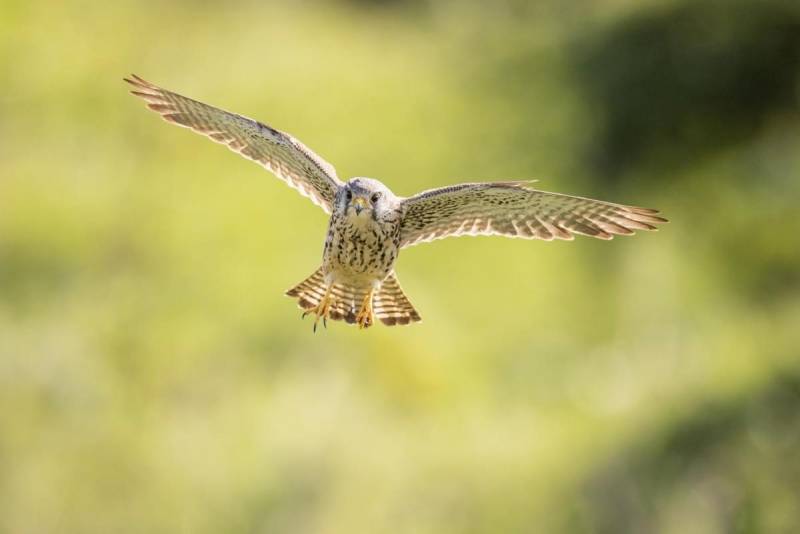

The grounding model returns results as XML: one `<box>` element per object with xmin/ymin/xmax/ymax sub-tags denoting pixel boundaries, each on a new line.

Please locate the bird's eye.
<box><xmin>345</xmin><ymin>190</ymin><xmax>352</xmax><ymax>201</ymax></box>
<box><xmin>371</xmin><ymin>193</ymin><xmax>381</xmax><ymax>203</ymax></box>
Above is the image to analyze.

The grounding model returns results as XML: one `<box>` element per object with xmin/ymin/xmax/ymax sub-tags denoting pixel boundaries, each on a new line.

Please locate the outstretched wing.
<box><xmin>399</xmin><ymin>181</ymin><xmax>667</xmax><ymax>248</ymax></box>
<box><xmin>124</xmin><ymin>75</ymin><xmax>343</xmax><ymax>213</ymax></box>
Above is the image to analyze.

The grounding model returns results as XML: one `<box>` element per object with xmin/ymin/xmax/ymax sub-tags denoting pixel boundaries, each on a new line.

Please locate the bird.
<box><xmin>124</xmin><ymin>75</ymin><xmax>667</xmax><ymax>330</ymax></box>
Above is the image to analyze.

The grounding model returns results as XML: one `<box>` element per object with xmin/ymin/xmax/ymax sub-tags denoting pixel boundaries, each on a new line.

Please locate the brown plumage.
<box><xmin>286</xmin><ymin>268</ymin><xmax>420</xmax><ymax>327</ymax></box>
<box><xmin>399</xmin><ymin>181</ymin><xmax>666</xmax><ymax>246</ymax></box>
<box><xmin>125</xmin><ymin>75</ymin><xmax>667</xmax><ymax>330</ymax></box>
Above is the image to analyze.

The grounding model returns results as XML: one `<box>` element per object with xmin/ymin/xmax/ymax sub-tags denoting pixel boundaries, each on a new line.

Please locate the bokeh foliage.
<box><xmin>1</xmin><ymin>0</ymin><xmax>799</xmax><ymax>532</ymax></box>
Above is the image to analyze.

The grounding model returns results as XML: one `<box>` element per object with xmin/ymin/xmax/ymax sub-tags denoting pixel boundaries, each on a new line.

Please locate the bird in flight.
<box><xmin>125</xmin><ymin>75</ymin><xmax>667</xmax><ymax>330</ymax></box>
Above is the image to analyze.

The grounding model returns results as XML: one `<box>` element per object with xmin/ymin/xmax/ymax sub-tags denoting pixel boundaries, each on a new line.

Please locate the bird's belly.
<box><xmin>324</xmin><ymin>226</ymin><xmax>397</xmax><ymax>287</ymax></box>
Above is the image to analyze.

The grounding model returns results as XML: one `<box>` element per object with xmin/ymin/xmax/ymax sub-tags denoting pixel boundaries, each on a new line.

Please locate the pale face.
<box><xmin>336</xmin><ymin>177</ymin><xmax>397</xmax><ymax>222</ymax></box>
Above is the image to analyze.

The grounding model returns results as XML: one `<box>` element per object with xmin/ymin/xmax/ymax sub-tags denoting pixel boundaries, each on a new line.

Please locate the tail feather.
<box><xmin>374</xmin><ymin>273</ymin><xmax>421</xmax><ymax>326</ymax></box>
<box><xmin>285</xmin><ymin>267</ymin><xmax>327</xmax><ymax>310</ymax></box>
<box><xmin>286</xmin><ymin>268</ymin><xmax>421</xmax><ymax>327</ymax></box>
<box><xmin>285</xmin><ymin>267</ymin><xmax>366</xmax><ymax>324</ymax></box>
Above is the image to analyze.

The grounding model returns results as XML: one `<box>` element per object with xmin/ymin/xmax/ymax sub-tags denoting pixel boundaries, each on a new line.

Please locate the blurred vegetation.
<box><xmin>574</xmin><ymin>369</ymin><xmax>800</xmax><ymax>533</ymax></box>
<box><xmin>1</xmin><ymin>0</ymin><xmax>799</xmax><ymax>532</ymax></box>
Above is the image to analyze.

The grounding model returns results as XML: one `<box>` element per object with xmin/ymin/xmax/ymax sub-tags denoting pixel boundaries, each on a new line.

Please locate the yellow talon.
<box><xmin>302</xmin><ymin>285</ymin><xmax>333</xmax><ymax>332</ymax></box>
<box><xmin>355</xmin><ymin>289</ymin><xmax>375</xmax><ymax>329</ymax></box>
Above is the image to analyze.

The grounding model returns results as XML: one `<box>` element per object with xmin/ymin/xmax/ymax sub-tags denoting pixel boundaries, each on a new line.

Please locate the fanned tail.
<box><xmin>374</xmin><ymin>273</ymin><xmax>421</xmax><ymax>326</ymax></box>
<box><xmin>286</xmin><ymin>268</ymin><xmax>421</xmax><ymax>327</ymax></box>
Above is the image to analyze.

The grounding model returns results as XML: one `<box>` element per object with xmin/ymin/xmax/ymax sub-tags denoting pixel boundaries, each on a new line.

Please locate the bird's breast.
<box><xmin>323</xmin><ymin>215</ymin><xmax>400</xmax><ymax>286</ymax></box>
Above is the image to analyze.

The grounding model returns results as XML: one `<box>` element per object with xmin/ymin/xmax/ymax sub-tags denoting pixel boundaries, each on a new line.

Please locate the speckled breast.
<box><xmin>322</xmin><ymin>214</ymin><xmax>401</xmax><ymax>286</ymax></box>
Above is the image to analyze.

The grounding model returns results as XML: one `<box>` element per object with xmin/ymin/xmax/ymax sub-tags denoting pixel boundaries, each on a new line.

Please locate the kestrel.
<box><xmin>125</xmin><ymin>75</ymin><xmax>667</xmax><ymax>330</ymax></box>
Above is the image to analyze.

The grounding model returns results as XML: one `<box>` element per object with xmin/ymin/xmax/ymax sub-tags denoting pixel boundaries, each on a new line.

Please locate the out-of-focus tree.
<box><xmin>570</xmin><ymin>0</ymin><xmax>800</xmax><ymax>182</ymax></box>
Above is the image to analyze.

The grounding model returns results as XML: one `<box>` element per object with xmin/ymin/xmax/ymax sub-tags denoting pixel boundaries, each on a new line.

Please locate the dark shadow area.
<box><xmin>570</xmin><ymin>0</ymin><xmax>800</xmax><ymax>183</ymax></box>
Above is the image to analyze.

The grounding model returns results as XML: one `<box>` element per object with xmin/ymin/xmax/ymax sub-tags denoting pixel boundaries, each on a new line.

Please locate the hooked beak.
<box><xmin>352</xmin><ymin>196</ymin><xmax>369</xmax><ymax>215</ymax></box>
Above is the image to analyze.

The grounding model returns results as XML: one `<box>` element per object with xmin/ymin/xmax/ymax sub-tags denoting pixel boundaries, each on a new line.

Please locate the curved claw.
<box><xmin>301</xmin><ymin>285</ymin><xmax>333</xmax><ymax>332</ymax></box>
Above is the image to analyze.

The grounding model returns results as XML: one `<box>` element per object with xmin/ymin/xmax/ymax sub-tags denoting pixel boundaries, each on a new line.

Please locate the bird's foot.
<box><xmin>355</xmin><ymin>290</ymin><xmax>375</xmax><ymax>329</ymax></box>
<box><xmin>302</xmin><ymin>286</ymin><xmax>333</xmax><ymax>332</ymax></box>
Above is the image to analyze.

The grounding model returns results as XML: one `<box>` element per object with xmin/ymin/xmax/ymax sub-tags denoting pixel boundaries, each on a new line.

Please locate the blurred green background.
<box><xmin>2</xmin><ymin>0</ymin><xmax>800</xmax><ymax>532</ymax></box>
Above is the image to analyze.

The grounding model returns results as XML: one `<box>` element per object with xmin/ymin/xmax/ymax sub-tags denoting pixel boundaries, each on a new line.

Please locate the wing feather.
<box><xmin>399</xmin><ymin>182</ymin><xmax>666</xmax><ymax>248</ymax></box>
<box><xmin>124</xmin><ymin>75</ymin><xmax>342</xmax><ymax>213</ymax></box>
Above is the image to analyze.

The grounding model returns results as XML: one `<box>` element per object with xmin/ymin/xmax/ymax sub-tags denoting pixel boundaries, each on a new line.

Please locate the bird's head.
<box><xmin>338</xmin><ymin>178</ymin><xmax>397</xmax><ymax>222</ymax></box>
